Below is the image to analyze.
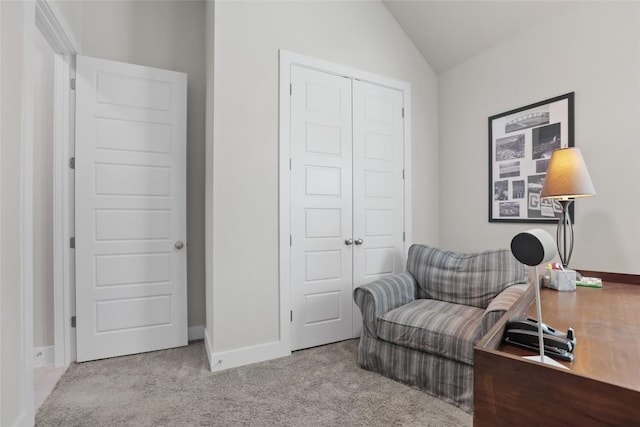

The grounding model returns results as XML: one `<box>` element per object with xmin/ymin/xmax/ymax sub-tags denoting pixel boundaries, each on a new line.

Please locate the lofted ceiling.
<box><xmin>382</xmin><ymin>1</ymin><xmax>582</xmax><ymax>74</ymax></box>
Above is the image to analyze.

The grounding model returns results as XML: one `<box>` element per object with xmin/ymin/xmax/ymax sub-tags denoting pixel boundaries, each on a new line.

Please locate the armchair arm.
<box><xmin>353</xmin><ymin>272</ymin><xmax>417</xmax><ymax>338</ymax></box>
<box><xmin>481</xmin><ymin>283</ymin><xmax>528</xmax><ymax>337</ymax></box>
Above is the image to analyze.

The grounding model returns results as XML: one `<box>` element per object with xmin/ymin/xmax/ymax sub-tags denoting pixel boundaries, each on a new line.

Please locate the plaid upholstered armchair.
<box><xmin>353</xmin><ymin>244</ymin><xmax>527</xmax><ymax>413</ymax></box>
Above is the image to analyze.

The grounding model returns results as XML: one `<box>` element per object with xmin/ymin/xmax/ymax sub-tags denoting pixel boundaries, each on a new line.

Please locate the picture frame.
<box><xmin>489</xmin><ymin>92</ymin><xmax>574</xmax><ymax>223</ymax></box>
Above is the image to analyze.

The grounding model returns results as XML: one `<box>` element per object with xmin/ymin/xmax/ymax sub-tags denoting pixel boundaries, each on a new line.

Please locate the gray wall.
<box><xmin>209</xmin><ymin>0</ymin><xmax>439</xmax><ymax>352</ymax></box>
<box><xmin>1</xmin><ymin>2</ymin><xmax>32</xmax><ymax>423</ymax></box>
<box><xmin>54</xmin><ymin>0</ymin><xmax>82</xmax><ymax>43</ymax></box>
<box><xmin>438</xmin><ymin>2</ymin><xmax>640</xmax><ymax>273</ymax></box>
<box><xmin>6</xmin><ymin>5</ymin><xmax>638</xmax><ymax>421</ymax></box>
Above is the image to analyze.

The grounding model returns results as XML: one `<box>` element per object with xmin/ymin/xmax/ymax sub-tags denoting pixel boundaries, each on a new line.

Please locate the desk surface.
<box><xmin>474</xmin><ymin>280</ymin><xmax>640</xmax><ymax>426</ymax></box>
<box><xmin>499</xmin><ymin>281</ymin><xmax>640</xmax><ymax>391</ymax></box>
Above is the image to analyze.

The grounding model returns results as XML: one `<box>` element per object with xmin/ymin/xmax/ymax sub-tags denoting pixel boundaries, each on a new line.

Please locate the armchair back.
<box><xmin>407</xmin><ymin>245</ymin><xmax>526</xmax><ymax>309</ymax></box>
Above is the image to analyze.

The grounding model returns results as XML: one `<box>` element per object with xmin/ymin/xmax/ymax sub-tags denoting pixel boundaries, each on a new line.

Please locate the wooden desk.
<box><xmin>474</xmin><ymin>280</ymin><xmax>640</xmax><ymax>426</ymax></box>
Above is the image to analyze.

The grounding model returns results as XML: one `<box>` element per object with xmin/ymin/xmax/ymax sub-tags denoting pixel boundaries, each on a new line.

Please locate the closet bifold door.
<box><xmin>290</xmin><ymin>65</ymin><xmax>354</xmax><ymax>351</ymax></box>
<box><xmin>351</xmin><ymin>80</ymin><xmax>405</xmax><ymax>337</ymax></box>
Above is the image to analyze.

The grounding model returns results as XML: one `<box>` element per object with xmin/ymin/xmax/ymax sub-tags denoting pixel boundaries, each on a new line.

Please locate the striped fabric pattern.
<box><xmin>353</xmin><ymin>245</ymin><xmax>528</xmax><ymax>414</ymax></box>
<box><xmin>357</xmin><ymin>333</ymin><xmax>474</xmax><ymax>413</ymax></box>
<box><xmin>407</xmin><ymin>244</ymin><xmax>526</xmax><ymax>309</ymax></box>
<box><xmin>377</xmin><ymin>299</ymin><xmax>484</xmax><ymax>365</ymax></box>
<box><xmin>481</xmin><ymin>283</ymin><xmax>528</xmax><ymax>336</ymax></box>
<box><xmin>353</xmin><ymin>272</ymin><xmax>417</xmax><ymax>338</ymax></box>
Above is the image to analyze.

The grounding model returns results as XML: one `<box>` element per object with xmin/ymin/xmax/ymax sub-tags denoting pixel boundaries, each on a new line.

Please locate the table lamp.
<box><xmin>540</xmin><ymin>147</ymin><xmax>596</xmax><ymax>269</ymax></box>
<box><xmin>511</xmin><ymin>229</ymin><xmax>557</xmax><ymax>364</ymax></box>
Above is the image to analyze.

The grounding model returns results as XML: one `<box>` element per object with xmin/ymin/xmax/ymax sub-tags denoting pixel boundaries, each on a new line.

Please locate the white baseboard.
<box><xmin>12</xmin><ymin>409</ymin><xmax>31</xmax><ymax>427</ymax></box>
<box><xmin>203</xmin><ymin>327</ymin><xmax>213</xmax><ymax>369</ymax></box>
<box><xmin>207</xmin><ymin>340</ymin><xmax>290</xmax><ymax>372</ymax></box>
<box><xmin>33</xmin><ymin>346</ymin><xmax>55</xmax><ymax>368</ymax></box>
<box><xmin>188</xmin><ymin>324</ymin><xmax>204</xmax><ymax>341</ymax></box>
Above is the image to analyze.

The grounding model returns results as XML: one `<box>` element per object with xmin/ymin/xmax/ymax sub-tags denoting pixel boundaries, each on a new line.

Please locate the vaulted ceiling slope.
<box><xmin>382</xmin><ymin>1</ymin><xmax>581</xmax><ymax>74</ymax></box>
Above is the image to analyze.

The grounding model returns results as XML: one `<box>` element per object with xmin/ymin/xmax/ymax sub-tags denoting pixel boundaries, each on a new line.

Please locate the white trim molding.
<box><xmin>208</xmin><ymin>341</ymin><xmax>289</xmax><ymax>372</ymax></box>
<box><xmin>13</xmin><ymin>412</ymin><xmax>31</xmax><ymax>427</ymax></box>
<box><xmin>52</xmin><ymin>53</ymin><xmax>75</xmax><ymax>368</ymax></box>
<box><xmin>35</xmin><ymin>0</ymin><xmax>80</xmax><ymax>54</ymax></box>
<box><xmin>278</xmin><ymin>50</ymin><xmax>293</xmax><ymax>357</ymax></box>
<box><xmin>21</xmin><ymin>1</ymin><xmax>37</xmax><ymax>424</ymax></box>
<box><xmin>35</xmin><ymin>0</ymin><xmax>78</xmax><ymax>369</ymax></box>
<box><xmin>33</xmin><ymin>346</ymin><xmax>56</xmax><ymax>368</ymax></box>
<box><xmin>0</xmin><ymin>2</ymin><xmax>3</xmax><ymax>423</ymax></box>
<box><xmin>278</xmin><ymin>49</ymin><xmax>412</xmax><ymax>352</ymax></box>
<box><xmin>203</xmin><ymin>327</ymin><xmax>213</xmax><ymax>369</ymax></box>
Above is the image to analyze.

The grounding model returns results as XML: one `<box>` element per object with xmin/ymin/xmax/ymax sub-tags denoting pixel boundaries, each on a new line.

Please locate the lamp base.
<box><xmin>523</xmin><ymin>355</ymin><xmax>569</xmax><ymax>370</ymax></box>
<box><xmin>557</xmin><ymin>199</ymin><xmax>574</xmax><ymax>268</ymax></box>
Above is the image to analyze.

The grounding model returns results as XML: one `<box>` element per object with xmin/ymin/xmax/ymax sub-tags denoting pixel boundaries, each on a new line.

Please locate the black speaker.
<box><xmin>510</xmin><ymin>229</ymin><xmax>557</xmax><ymax>267</ymax></box>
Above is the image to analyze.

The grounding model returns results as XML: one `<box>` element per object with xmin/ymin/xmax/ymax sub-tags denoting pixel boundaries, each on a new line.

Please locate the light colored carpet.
<box><xmin>36</xmin><ymin>339</ymin><xmax>473</xmax><ymax>426</ymax></box>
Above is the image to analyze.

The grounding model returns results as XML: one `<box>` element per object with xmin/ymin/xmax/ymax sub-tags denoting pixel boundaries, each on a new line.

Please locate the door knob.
<box><xmin>345</xmin><ymin>239</ymin><xmax>353</xmax><ymax>246</ymax></box>
<box><xmin>354</xmin><ymin>238</ymin><xmax>363</xmax><ymax>245</ymax></box>
<box><xmin>175</xmin><ymin>241</ymin><xmax>185</xmax><ymax>250</ymax></box>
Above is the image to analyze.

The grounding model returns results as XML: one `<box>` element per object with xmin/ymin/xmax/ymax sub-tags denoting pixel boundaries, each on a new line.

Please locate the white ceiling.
<box><xmin>382</xmin><ymin>1</ymin><xmax>581</xmax><ymax>74</ymax></box>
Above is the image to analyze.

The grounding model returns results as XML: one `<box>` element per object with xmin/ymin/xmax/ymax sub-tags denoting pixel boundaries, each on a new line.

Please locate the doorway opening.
<box><xmin>32</xmin><ymin>23</ymin><xmax>65</xmax><ymax>410</ymax></box>
<box><xmin>31</xmin><ymin>1</ymin><xmax>79</xmax><ymax>412</ymax></box>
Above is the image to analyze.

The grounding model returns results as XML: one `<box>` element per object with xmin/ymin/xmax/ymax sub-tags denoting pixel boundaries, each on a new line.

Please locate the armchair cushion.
<box><xmin>407</xmin><ymin>245</ymin><xmax>526</xmax><ymax>309</ymax></box>
<box><xmin>376</xmin><ymin>299</ymin><xmax>484</xmax><ymax>365</ymax></box>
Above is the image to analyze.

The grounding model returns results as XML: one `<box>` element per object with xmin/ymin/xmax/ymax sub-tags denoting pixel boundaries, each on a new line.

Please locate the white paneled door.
<box><xmin>290</xmin><ymin>64</ymin><xmax>405</xmax><ymax>350</ymax></box>
<box><xmin>352</xmin><ymin>80</ymin><xmax>406</xmax><ymax>336</ymax></box>
<box><xmin>75</xmin><ymin>55</ymin><xmax>187</xmax><ymax>362</ymax></box>
<box><xmin>290</xmin><ymin>66</ymin><xmax>354</xmax><ymax>351</ymax></box>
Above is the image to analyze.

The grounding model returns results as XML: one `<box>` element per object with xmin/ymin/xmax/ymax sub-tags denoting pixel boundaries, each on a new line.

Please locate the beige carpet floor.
<box><xmin>36</xmin><ymin>339</ymin><xmax>473</xmax><ymax>426</ymax></box>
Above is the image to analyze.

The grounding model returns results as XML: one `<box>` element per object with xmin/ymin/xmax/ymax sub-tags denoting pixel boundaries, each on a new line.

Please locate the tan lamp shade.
<box><xmin>541</xmin><ymin>147</ymin><xmax>596</xmax><ymax>199</ymax></box>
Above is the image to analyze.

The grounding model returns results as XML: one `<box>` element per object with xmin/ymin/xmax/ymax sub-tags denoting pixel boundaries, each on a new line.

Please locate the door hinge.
<box><xmin>70</xmin><ymin>78</ymin><xmax>76</xmax><ymax>90</ymax></box>
<box><xmin>290</xmin><ymin>83</ymin><xmax>292</xmax><ymax>96</ymax></box>
<box><xmin>401</xmin><ymin>107</ymin><xmax>405</xmax><ymax>118</ymax></box>
<box><xmin>289</xmin><ymin>158</ymin><xmax>292</xmax><ymax>170</ymax></box>
<box><xmin>69</xmin><ymin>237</ymin><xmax>75</xmax><ymax>249</ymax></box>
<box><xmin>69</xmin><ymin>157</ymin><xmax>75</xmax><ymax>169</ymax></box>
<box><xmin>71</xmin><ymin>316</ymin><xmax>76</xmax><ymax>328</ymax></box>
<box><xmin>402</xmin><ymin>169</ymin><xmax>405</xmax><ymax>180</ymax></box>
<box><xmin>290</xmin><ymin>310</ymin><xmax>293</xmax><ymax>322</ymax></box>
<box><xmin>290</xmin><ymin>235</ymin><xmax>292</xmax><ymax>246</ymax></box>
<box><xmin>403</xmin><ymin>231</ymin><xmax>406</xmax><ymax>242</ymax></box>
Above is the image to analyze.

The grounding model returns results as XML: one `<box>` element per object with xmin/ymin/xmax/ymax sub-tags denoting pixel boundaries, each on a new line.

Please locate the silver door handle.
<box><xmin>345</xmin><ymin>239</ymin><xmax>353</xmax><ymax>246</ymax></box>
<box><xmin>175</xmin><ymin>241</ymin><xmax>185</xmax><ymax>250</ymax></box>
<box><xmin>354</xmin><ymin>238</ymin><xmax>363</xmax><ymax>245</ymax></box>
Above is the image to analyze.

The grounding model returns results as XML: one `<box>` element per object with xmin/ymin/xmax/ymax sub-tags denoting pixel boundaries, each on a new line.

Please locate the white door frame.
<box><xmin>278</xmin><ymin>50</ymin><xmax>412</xmax><ymax>350</ymax></box>
<box><xmin>19</xmin><ymin>2</ymin><xmax>37</xmax><ymax>424</ymax></box>
<box><xmin>14</xmin><ymin>0</ymin><xmax>76</xmax><ymax>420</ymax></box>
<box><xmin>34</xmin><ymin>0</ymin><xmax>79</xmax><ymax>368</ymax></box>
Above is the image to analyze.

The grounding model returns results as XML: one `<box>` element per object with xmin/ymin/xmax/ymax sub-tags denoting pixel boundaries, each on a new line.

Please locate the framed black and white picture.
<box><xmin>488</xmin><ymin>92</ymin><xmax>574</xmax><ymax>223</ymax></box>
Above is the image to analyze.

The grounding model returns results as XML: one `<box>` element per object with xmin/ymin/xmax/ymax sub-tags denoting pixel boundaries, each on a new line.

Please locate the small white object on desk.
<box><xmin>546</xmin><ymin>268</ymin><xmax>576</xmax><ymax>292</ymax></box>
